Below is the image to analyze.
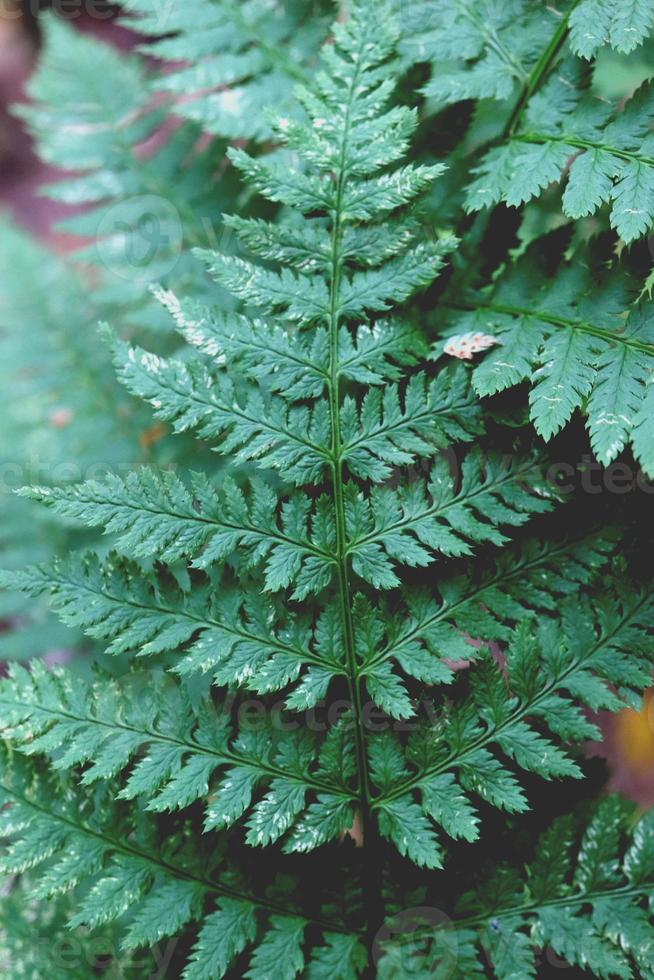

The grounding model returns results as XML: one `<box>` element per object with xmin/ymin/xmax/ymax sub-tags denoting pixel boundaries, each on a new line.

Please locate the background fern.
<box><xmin>1</xmin><ymin>1</ymin><xmax>654</xmax><ymax>976</ymax></box>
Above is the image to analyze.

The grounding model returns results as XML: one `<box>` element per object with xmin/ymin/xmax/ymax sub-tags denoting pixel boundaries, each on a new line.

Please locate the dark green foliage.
<box><xmin>2</xmin><ymin>0</ymin><xmax>654</xmax><ymax>976</ymax></box>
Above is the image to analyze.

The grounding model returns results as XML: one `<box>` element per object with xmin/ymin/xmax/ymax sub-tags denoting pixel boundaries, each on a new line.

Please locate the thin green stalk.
<box><xmin>502</xmin><ymin>1</ymin><xmax>578</xmax><ymax>139</ymax></box>
<box><xmin>449</xmin><ymin>3</ymin><xmax>578</xmax><ymax>302</ymax></box>
<box><xmin>326</xmin><ymin>71</ymin><xmax>371</xmax><ymax>846</ymax></box>
<box><xmin>515</xmin><ymin>132</ymin><xmax>654</xmax><ymax>168</ymax></box>
<box><xmin>324</xmin><ymin>16</ymin><xmax>382</xmax><ymax>952</ymax></box>
<box><xmin>456</xmin><ymin>881</ymin><xmax>654</xmax><ymax>931</ymax></box>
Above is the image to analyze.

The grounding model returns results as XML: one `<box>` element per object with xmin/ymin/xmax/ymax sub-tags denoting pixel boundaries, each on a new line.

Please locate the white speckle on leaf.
<box><xmin>140</xmin><ymin>351</ymin><xmax>162</xmax><ymax>373</ymax></box>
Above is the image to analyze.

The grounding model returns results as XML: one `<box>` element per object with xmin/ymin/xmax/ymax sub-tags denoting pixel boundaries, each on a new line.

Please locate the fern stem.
<box><xmin>514</xmin><ymin>132</ymin><xmax>654</xmax><ymax>170</ymax></box>
<box><xmin>455</xmin><ymin>880</ymin><xmax>654</xmax><ymax>930</ymax></box>
<box><xmin>502</xmin><ymin>0</ymin><xmax>578</xmax><ymax>139</ymax></box>
<box><xmin>327</xmin><ymin>122</ymin><xmax>372</xmax><ymax>827</ymax></box>
<box><xmin>324</xmin><ymin>13</ymin><xmax>382</xmax><ymax>947</ymax></box>
<box><xmin>445</xmin><ymin>5</ymin><xmax>579</xmax><ymax>311</ymax></box>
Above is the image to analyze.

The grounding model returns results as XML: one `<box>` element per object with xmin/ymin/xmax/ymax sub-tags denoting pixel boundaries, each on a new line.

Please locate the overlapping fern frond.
<box><xmin>119</xmin><ymin>0</ymin><xmax>331</xmax><ymax>141</ymax></box>
<box><xmin>377</xmin><ymin>798</ymin><xmax>654</xmax><ymax>978</ymax></box>
<box><xmin>441</xmin><ymin>254</ymin><xmax>654</xmax><ymax>470</ymax></box>
<box><xmin>467</xmin><ymin>65</ymin><xmax>654</xmax><ymax>243</ymax></box>
<box><xmin>14</xmin><ymin>18</ymin><xmax>237</xmax><ymax>288</ymax></box>
<box><xmin>397</xmin><ymin>0</ymin><xmax>563</xmax><ymax>107</ymax></box>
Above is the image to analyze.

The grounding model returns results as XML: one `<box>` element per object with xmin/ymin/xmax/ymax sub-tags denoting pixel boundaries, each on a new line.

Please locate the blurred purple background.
<box><xmin>0</xmin><ymin>3</ymin><xmax>135</xmax><ymax>246</ymax></box>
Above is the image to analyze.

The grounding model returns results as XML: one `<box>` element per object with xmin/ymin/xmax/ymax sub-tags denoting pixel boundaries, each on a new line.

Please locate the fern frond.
<box><xmin>450</xmin><ymin>799</ymin><xmax>654</xmax><ymax>979</ymax></box>
<box><xmin>397</xmin><ymin>0</ymin><xmax>562</xmax><ymax>106</ymax></box>
<box><xmin>158</xmin><ymin>286</ymin><xmax>425</xmax><ymax>391</ymax></box>
<box><xmin>374</xmin><ymin>798</ymin><xmax>654</xmax><ymax>977</ymax></box>
<box><xmin>442</xmin><ymin>257</ymin><xmax>654</xmax><ymax>468</ymax></box>
<box><xmin>3</xmin><ymin>524</ymin><xmax>615</xmax><ymax>719</ymax></box>
<box><xmin>364</xmin><ymin>530</ymin><xmax>615</xmax><ymax>676</ymax></box>
<box><xmin>368</xmin><ymin>590</ymin><xmax>654</xmax><ymax>860</ymax></box>
<box><xmin>22</xmin><ymin>446</ymin><xmax>553</xmax><ymax>600</ymax></box>
<box><xmin>119</xmin><ymin>0</ymin><xmax>330</xmax><ymax>141</ymax></box>
<box><xmin>13</xmin><ymin>18</ymin><xmax>231</xmax><ymax>267</ymax></box>
<box><xmin>338</xmin><ymin>368</ymin><xmax>483</xmax><ymax>481</ymax></box>
<box><xmin>6</xmin><ymin>0</ymin><xmax>654</xmax><ymax>970</ymax></box>
<box><xmin>114</xmin><ymin>341</ymin><xmax>332</xmax><ymax>483</ymax></box>
<box><xmin>569</xmin><ymin>0</ymin><xmax>654</xmax><ymax>58</ymax></box>
<box><xmin>0</xmin><ymin>554</ymin><xmax>345</xmax><ymax>696</ymax></box>
<box><xmin>0</xmin><ymin>751</ymin><xmax>364</xmax><ymax>979</ymax></box>
<box><xmin>21</xmin><ymin>471</ymin><xmax>336</xmax><ymax>598</ymax></box>
<box><xmin>467</xmin><ymin>72</ymin><xmax>654</xmax><ymax>242</ymax></box>
<box><xmin>345</xmin><ymin>450</ymin><xmax>554</xmax><ymax>588</ymax></box>
<box><xmin>0</xmin><ymin>665</ymin><xmax>356</xmax><ymax>845</ymax></box>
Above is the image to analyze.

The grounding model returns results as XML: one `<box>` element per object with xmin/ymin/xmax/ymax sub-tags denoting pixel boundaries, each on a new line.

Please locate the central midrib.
<box><xmin>325</xmin><ymin>29</ymin><xmax>373</xmax><ymax>839</ymax></box>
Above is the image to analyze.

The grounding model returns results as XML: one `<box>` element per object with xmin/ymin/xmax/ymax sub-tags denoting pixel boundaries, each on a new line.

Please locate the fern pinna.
<box><xmin>3</xmin><ymin>2</ymin><xmax>654</xmax><ymax>978</ymax></box>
